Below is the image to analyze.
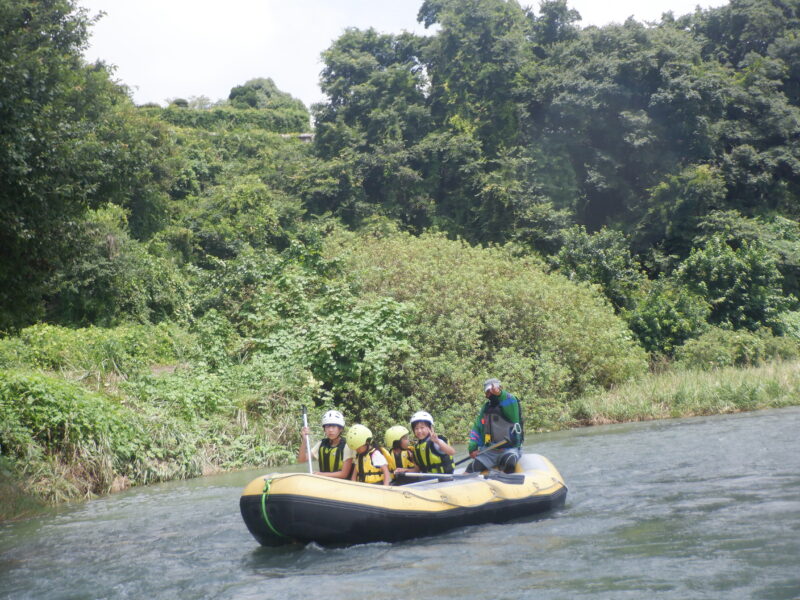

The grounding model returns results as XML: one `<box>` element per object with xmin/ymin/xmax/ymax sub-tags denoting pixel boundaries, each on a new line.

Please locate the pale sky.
<box><xmin>78</xmin><ymin>0</ymin><xmax>729</xmax><ymax>110</ymax></box>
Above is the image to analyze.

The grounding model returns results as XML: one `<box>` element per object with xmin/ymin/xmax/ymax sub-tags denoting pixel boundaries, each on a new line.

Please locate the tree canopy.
<box><xmin>3</xmin><ymin>0</ymin><xmax>800</xmax><ymax>350</ymax></box>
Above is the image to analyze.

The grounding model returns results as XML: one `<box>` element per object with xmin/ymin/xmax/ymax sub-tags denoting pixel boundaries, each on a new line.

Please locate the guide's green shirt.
<box><xmin>467</xmin><ymin>390</ymin><xmax>522</xmax><ymax>452</ymax></box>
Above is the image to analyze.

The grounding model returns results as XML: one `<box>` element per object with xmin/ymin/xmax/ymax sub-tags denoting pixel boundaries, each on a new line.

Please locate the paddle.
<box><xmin>453</xmin><ymin>438</ymin><xmax>509</xmax><ymax>466</ymax></box>
<box><xmin>301</xmin><ymin>406</ymin><xmax>313</xmax><ymax>474</ymax></box>
<box><xmin>398</xmin><ymin>472</ymin><xmax>480</xmax><ymax>481</ymax></box>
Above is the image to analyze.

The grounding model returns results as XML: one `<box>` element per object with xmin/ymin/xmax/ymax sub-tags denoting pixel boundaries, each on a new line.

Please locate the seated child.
<box><xmin>382</xmin><ymin>425</ymin><xmax>416</xmax><ymax>480</ymax></box>
<box><xmin>397</xmin><ymin>411</ymin><xmax>455</xmax><ymax>475</ymax></box>
<box><xmin>346</xmin><ymin>424</ymin><xmax>390</xmax><ymax>486</ymax></box>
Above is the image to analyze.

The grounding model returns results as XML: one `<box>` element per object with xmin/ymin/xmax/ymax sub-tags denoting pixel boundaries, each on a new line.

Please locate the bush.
<box><xmin>327</xmin><ymin>230</ymin><xmax>649</xmax><ymax>434</ymax></box>
<box><xmin>624</xmin><ymin>277</ymin><xmax>710</xmax><ymax>355</ymax></box>
<box><xmin>551</xmin><ymin>226</ymin><xmax>646</xmax><ymax>311</ymax></box>
<box><xmin>674</xmin><ymin>326</ymin><xmax>800</xmax><ymax>369</ymax></box>
<box><xmin>0</xmin><ymin>322</ymin><xmax>192</xmax><ymax>379</ymax></box>
<box><xmin>122</xmin><ymin>369</ymin><xmax>234</xmax><ymax>421</ymax></box>
<box><xmin>47</xmin><ymin>205</ymin><xmax>192</xmax><ymax>327</ymax></box>
<box><xmin>677</xmin><ymin>234</ymin><xmax>794</xmax><ymax>331</ymax></box>
<box><xmin>775</xmin><ymin>310</ymin><xmax>800</xmax><ymax>340</ymax></box>
<box><xmin>0</xmin><ymin>370</ymin><xmax>144</xmax><ymax>475</ymax></box>
<box><xmin>0</xmin><ymin>369</ymin><xmax>210</xmax><ymax>500</ymax></box>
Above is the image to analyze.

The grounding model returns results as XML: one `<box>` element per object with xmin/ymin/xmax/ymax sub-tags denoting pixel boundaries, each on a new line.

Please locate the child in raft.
<box><xmin>346</xmin><ymin>424</ymin><xmax>391</xmax><ymax>486</ymax></box>
<box><xmin>298</xmin><ymin>409</ymin><xmax>354</xmax><ymax>478</ymax></box>
<box><xmin>395</xmin><ymin>410</ymin><xmax>455</xmax><ymax>475</ymax></box>
<box><xmin>382</xmin><ymin>425</ymin><xmax>416</xmax><ymax>480</ymax></box>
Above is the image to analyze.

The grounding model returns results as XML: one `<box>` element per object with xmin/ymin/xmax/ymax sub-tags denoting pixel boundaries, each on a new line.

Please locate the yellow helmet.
<box><xmin>346</xmin><ymin>424</ymin><xmax>373</xmax><ymax>451</ymax></box>
<box><xmin>384</xmin><ymin>425</ymin><xmax>409</xmax><ymax>449</ymax></box>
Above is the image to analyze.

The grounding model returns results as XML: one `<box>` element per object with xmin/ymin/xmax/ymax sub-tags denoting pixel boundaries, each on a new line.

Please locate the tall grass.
<box><xmin>567</xmin><ymin>360</ymin><xmax>800</xmax><ymax>426</ymax></box>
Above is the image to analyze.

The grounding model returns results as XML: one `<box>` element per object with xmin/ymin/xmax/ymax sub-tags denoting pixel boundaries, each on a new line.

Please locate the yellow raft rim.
<box><xmin>240</xmin><ymin>453</ymin><xmax>568</xmax><ymax>546</ymax></box>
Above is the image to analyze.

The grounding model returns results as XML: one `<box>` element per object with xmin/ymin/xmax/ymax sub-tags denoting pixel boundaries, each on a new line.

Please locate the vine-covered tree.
<box><xmin>0</xmin><ymin>0</ymin><xmax>182</xmax><ymax>331</ymax></box>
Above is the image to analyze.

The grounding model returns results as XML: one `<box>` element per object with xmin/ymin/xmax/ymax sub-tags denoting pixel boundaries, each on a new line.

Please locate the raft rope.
<box><xmin>268</xmin><ymin>473</ymin><xmax>563</xmax><ymax>509</ymax></box>
<box><xmin>261</xmin><ymin>478</ymin><xmax>288</xmax><ymax>538</ymax></box>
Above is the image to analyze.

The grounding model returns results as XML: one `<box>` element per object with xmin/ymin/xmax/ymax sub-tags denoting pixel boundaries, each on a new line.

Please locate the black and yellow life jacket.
<box><xmin>413</xmin><ymin>436</ymin><xmax>454</xmax><ymax>474</ymax></box>
<box><xmin>356</xmin><ymin>447</ymin><xmax>386</xmax><ymax>484</ymax></box>
<box><xmin>381</xmin><ymin>446</ymin><xmax>415</xmax><ymax>474</ymax></box>
<box><xmin>318</xmin><ymin>437</ymin><xmax>347</xmax><ymax>473</ymax></box>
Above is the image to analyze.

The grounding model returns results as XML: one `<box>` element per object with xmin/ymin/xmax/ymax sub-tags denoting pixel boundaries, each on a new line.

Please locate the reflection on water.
<box><xmin>1</xmin><ymin>407</ymin><xmax>799</xmax><ymax>599</ymax></box>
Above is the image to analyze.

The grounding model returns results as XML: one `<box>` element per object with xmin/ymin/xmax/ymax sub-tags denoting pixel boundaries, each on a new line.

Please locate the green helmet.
<box><xmin>384</xmin><ymin>425</ymin><xmax>409</xmax><ymax>449</ymax></box>
<box><xmin>346</xmin><ymin>424</ymin><xmax>373</xmax><ymax>451</ymax></box>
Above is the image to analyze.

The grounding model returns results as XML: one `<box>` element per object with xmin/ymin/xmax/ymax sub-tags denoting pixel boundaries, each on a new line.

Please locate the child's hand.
<box><xmin>301</xmin><ymin>426</ymin><xmax>310</xmax><ymax>437</ymax></box>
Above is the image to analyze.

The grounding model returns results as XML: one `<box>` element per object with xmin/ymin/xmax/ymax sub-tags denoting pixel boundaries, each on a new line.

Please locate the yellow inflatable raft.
<box><xmin>240</xmin><ymin>453</ymin><xmax>567</xmax><ymax>546</ymax></box>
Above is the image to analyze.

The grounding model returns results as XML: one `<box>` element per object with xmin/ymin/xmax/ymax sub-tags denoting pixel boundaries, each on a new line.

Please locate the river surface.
<box><xmin>1</xmin><ymin>407</ymin><xmax>799</xmax><ymax>599</ymax></box>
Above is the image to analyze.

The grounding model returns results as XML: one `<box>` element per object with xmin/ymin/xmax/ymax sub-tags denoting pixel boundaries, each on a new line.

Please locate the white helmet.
<box><xmin>410</xmin><ymin>411</ymin><xmax>434</xmax><ymax>427</ymax></box>
<box><xmin>321</xmin><ymin>410</ymin><xmax>345</xmax><ymax>428</ymax></box>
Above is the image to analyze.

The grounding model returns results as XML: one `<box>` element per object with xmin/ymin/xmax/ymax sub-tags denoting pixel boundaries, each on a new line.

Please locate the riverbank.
<box><xmin>3</xmin><ymin>359</ymin><xmax>799</xmax><ymax>522</ymax></box>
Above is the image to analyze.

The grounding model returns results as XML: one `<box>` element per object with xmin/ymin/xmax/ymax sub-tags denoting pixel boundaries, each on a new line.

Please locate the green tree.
<box><xmin>45</xmin><ymin>205</ymin><xmax>190</xmax><ymax>326</ymax></box>
<box><xmin>551</xmin><ymin>226</ymin><xmax>645</xmax><ymax>312</ymax></box>
<box><xmin>634</xmin><ymin>164</ymin><xmax>728</xmax><ymax>259</ymax></box>
<box><xmin>229</xmin><ymin>77</ymin><xmax>306</xmax><ymax>113</ymax></box>
<box><xmin>419</xmin><ymin>0</ymin><xmax>530</xmax><ymax>156</ymax></box>
<box><xmin>0</xmin><ymin>1</ymin><xmax>183</xmax><ymax>330</ymax></box>
<box><xmin>1</xmin><ymin>0</ymin><xmax>99</xmax><ymax>330</ymax></box>
<box><xmin>695</xmin><ymin>210</ymin><xmax>800</xmax><ymax>298</ymax></box>
<box><xmin>677</xmin><ymin>234</ymin><xmax>793</xmax><ymax>330</ymax></box>
<box><xmin>624</xmin><ymin>277</ymin><xmax>710</xmax><ymax>355</ymax></box>
<box><xmin>312</xmin><ymin>28</ymin><xmax>434</xmax><ymax>228</ymax></box>
<box><xmin>528</xmin><ymin>0</ymin><xmax>581</xmax><ymax>49</ymax></box>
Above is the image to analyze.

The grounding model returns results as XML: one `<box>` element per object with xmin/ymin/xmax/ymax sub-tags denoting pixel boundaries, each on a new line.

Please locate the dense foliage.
<box><xmin>2</xmin><ymin>0</ymin><xmax>800</xmax><ymax>511</ymax></box>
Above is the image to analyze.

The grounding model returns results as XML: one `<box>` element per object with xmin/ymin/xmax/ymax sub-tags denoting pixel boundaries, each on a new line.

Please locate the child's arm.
<box><xmin>317</xmin><ymin>457</ymin><xmax>352</xmax><ymax>479</ymax></box>
<box><xmin>381</xmin><ymin>465</ymin><xmax>391</xmax><ymax>486</ymax></box>
<box><xmin>397</xmin><ymin>449</ymin><xmax>420</xmax><ymax>473</ymax></box>
<box><xmin>430</xmin><ymin>430</ymin><xmax>455</xmax><ymax>456</ymax></box>
<box><xmin>394</xmin><ymin>465</ymin><xmax>420</xmax><ymax>473</ymax></box>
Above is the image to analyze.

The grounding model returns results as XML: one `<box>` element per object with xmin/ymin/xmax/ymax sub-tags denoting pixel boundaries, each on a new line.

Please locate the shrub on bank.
<box><xmin>0</xmin><ymin>323</ymin><xmax>193</xmax><ymax>380</ymax></box>
<box><xmin>674</xmin><ymin>327</ymin><xmax>800</xmax><ymax>369</ymax></box>
<box><xmin>328</xmin><ymin>230</ymin><xmax>649</xmax><ymax>433</ymax></box>
<box><xmin>0</xmin><ymin>370</ymin><xmax>147</xmax><ymax>500</ymax></box>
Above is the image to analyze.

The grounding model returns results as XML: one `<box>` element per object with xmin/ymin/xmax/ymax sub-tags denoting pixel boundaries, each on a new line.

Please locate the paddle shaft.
<box><xmin>453</xmin><ymin>438</ymin><xmax>509</xmax><ymax>466</ymax></box>
<box><xmin>398</xmin><ymin>472</ymin><xmax>478</xmax><ymax>479</ymax></box>
<box><xmin>302</xmin><ymin>406</ymin><xmax>313</xmax><ymax>474</ymax></box>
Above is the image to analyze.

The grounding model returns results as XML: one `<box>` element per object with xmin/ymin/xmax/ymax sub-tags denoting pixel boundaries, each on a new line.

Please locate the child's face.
<box><xmin>356</xmin><ymin>444</ymin><xmax>367</xmax><ymax>454</ymax></box>
<box><xmin>399</xmin><ymin>435</ymin><xmax>410</xmax><ymax>449</ymax></box>
<box><xmin>413</xmin><ymin>422</ymin><xmax>431</xmax><ymax>440</ymax></box>
<box><xmin>324</xmin><ymin>425</ymin><xmax>342</xmax><ymax>440</ymax></box>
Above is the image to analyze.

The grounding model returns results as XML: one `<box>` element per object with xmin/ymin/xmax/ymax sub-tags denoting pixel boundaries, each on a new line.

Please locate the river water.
<box><xmin>1</xmin><ymin>407</ymin><xmax>799</xmax><ymax>599</ymax></box>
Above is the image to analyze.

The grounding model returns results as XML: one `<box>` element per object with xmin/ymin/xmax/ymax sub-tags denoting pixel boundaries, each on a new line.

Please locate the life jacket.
<box><xmin>356</xmin><ymin>448</ymin><xmax>386</xmax><ymax>484</ymax></box>
<box><xmin>483</xmin><ymin>397</ymin><xmax>523</xmax><ymax>447</ymax></box>
<box><xmin>318</xmin><ymin>437</ymin><xmax>346</xmax><ymax>473</ymax></box>
<box><xmin>413</xmin><ymin>436</ymin><xmax>454</xmax><ymax>474</ymax></box>
<box><xmin>381</xmin><ymin>446</ymin><xmax>415</xmax><ymax>474</ymax></box>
